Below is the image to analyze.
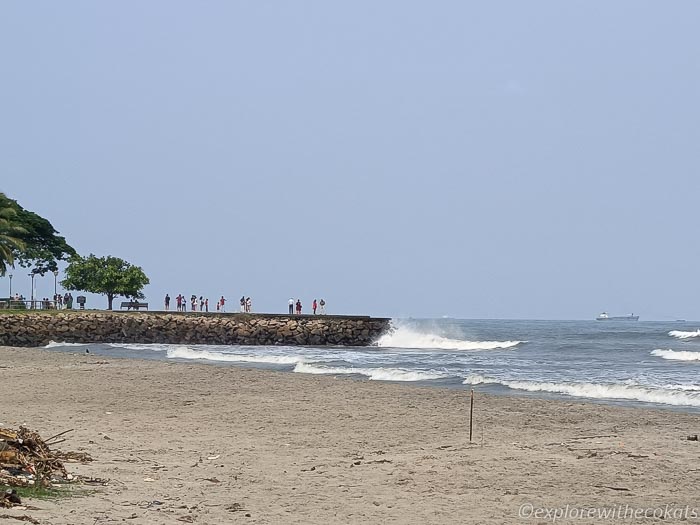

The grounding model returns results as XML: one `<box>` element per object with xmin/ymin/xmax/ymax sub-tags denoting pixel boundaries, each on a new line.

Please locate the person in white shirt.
<box><xmin>288</xmin><ymin>298</ymin><xmax>294</xmax><ymax>314</ymax></box>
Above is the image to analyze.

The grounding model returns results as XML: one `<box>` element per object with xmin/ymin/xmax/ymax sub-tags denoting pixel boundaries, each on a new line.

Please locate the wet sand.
<box><xmin>1</xmin><ymin>345</ymin><xmax>699</xmax><ymax>524</ymax></box>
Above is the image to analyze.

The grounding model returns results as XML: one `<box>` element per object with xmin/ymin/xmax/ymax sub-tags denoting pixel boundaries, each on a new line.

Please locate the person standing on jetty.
<box><xmin>165</xmin><ymin>294</ymin><xmax>170</xmax><ymax>311</ymax></box>
<box><xmin>288</xmin><ymin>297</ymin><xmax>294</xmax><ymax>315</ymax></box>
<box><xmin>246</xmin><ymin>297</ymin><xmax>252</xmax><ymax>313</ymax></box>
<box><xmin>219</xmin><ymin>296</ymin><xmax>226</xmax><ymax>312</ymax></box>
<box><xmin>319</xmin><ymin>298</ymin><xmax>326</xmax><ymax>315</ymax></box>
<box><xmin>199</xmin><ymin>296</ymin><xmax>204</xmax><ymax>311</ymax></box>
<box><xmin>240</xmin><ymin>296</ymin><xmax>245</xmax><ymax>312</ymax></box>
<box><xmin>295</xmin><ymin>299</ymin><xmax>302</xmax><ymax>315</ymax></box>
<box><xmin>312</xmin><ymin>299</ymin><xmax>317</xmax><ymax>315</ymax></box>
<box><xmin>205</xmin><ymin>298</ymin><xmax>209</xmax><ymax>312</ymax></box>
<box><xmin>191</xmin><ymin>295</ymin><xmax>196</xmax><ymax>311</ymax></box>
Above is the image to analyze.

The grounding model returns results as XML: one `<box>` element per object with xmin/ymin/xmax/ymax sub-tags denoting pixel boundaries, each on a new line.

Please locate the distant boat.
<box><xmin>596</xmin><ymin>312</ymin><xmax>639</xmax><ymax>321</ymax></box>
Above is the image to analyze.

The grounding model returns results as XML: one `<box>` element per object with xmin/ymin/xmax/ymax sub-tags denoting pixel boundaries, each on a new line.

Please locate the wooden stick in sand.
<box><xmin>469</xmin><ymin>389</ymin><xmax>474</xmax><ymax>442</ymax></box>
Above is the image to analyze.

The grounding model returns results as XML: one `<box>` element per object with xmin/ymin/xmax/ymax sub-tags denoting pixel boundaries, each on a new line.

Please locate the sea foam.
<box><xmin>293</xmin><ymin>363</ymin><xmax>448</xmax><ymax>382</ymax></box>
<box><xmin>377</xmin><ymin>326</ymin><xmax>522</xmax><ymax>351</ymax></box>
<box><xmin>669</xmin><ymin>330</ymin><xmax>700</xmax><ymax>339</ymax></box>
<box><xmin>107</xmin><ymin>342</ymin><xmax>176</xmax><ymax>352</ymax></box>
<box><xmin>462</xmin><ymin>376</ymin><xmax>700</xmax><ymax>407</ymax></box>
<box><xmin>651</xmin><ymin>349</ymin><xmax>700</xmax><ymax>362</ymax></box>
<box><xmin>43</xmin><ymin>341</ymin><xmax>89</xmax><ymax>348</ymax></box>
<box><xmin>166</xmin><ymin>347</ymin><xmax>304</xmax><ymax>365</ymax></box>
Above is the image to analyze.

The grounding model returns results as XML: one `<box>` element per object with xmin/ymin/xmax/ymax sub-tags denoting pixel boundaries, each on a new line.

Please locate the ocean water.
<box><xmin>42</xmin><ymin>318</ymin><xmax>700</xmax><ymax>412</ymax></box>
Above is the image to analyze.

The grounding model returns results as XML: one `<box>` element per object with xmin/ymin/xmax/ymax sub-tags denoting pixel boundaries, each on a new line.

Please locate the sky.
<box><xmin>1</xmin><ymin>1</ymin><xmax>699</xmax><ymax>320</ymax></box>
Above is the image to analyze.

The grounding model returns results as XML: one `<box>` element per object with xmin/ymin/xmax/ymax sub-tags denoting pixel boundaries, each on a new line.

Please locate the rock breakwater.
<box><xmin>0</xmin><ymin>312</ymin><xmax>391</xmax><ymax>347</ymax></box>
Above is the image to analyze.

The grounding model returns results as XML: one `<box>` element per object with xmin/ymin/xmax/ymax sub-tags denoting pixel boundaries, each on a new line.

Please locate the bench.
<box><xmin>120</xmin><ymin>301</ymin><xmax>149</xmax><ymax>310</ymax></box>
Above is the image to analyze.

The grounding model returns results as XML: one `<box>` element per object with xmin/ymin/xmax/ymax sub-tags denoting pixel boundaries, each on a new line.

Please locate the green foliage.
<box><xmin>61</xmin><ymin>254</ymin><xmax>150</xmax><ymax>310</ymax></box>
<box><xmin>0</xmin><ymin>192</ymin><xmax>75</xmax><ymax>275</ymax></box>
<box><xmin>0</xmin><ymin>201</ymin><xmax>26</xmax><ymax>275</ymax></box>
<box><xmin>1</xmin><ymin>483</ymin><xmax>88</xmax><ymax>501</ymax></box>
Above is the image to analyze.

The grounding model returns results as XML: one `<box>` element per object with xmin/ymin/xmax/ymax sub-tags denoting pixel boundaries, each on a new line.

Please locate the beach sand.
<box><xmin>1</xmin><ymin>345</ymin><xmax>698</xmax><ymax>524</ymax></box>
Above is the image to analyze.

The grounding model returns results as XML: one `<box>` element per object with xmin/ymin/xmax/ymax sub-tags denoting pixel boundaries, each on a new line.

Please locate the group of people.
<box><xmin>288</xmin><ymin>298</ymin><xmax>326</xmax><ymax>315</ymax></box>
<box><xmin>164</xmin><ymin>294</ymin><xmax>326</xmax><ymax>315</ymax></box>
<box><xmin>52</xmin><ymin>293</ymin><xmax>74</xmax><ymax>309</ymax></box>
<box><xmin>239</xmin><ymin>296</ymin><xmax>252</xmax><ymax>313</ymax></box>
<box><xmin>19</xmin><ymin>292</ymin><xmax>75</xmax><ymax>310</ymax></box>
<box><xmin>167</xmin><ymin>294</ymin><xmax>230</xmax><ymax>313</ymax></box>
<box><xmin>5</xmin><ymin>292</ymin><xmax>74</xmax><ymax>310</ymax></box>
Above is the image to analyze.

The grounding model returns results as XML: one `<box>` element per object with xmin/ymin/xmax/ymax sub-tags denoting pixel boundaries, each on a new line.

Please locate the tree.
<box><xmin>0</xmin><ymin>202</ymin><xmax>26</xmax><ymax>275</ymax></box>
<box><xmin>62</xmin><ymin>255</ymin><xmax>150</xmax><ymax>310</ymax></box>
<box><xmin>0</xmin><ymin>192</ymin><xmax>75</xmax><ymax>275</ymax></box>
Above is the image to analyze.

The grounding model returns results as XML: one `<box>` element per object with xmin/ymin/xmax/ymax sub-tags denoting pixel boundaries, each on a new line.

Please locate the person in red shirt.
<box><xmin>312</xmin><ymin>299</ymin><xmax>317</xmax><ymax>314</ymax></box>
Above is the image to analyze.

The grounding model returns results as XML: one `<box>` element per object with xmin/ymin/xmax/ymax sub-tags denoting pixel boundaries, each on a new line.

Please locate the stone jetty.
<box><xmin>0</xmin><ymin>311</ymin><xmax>391</xmax><ymax>347</ymax></box>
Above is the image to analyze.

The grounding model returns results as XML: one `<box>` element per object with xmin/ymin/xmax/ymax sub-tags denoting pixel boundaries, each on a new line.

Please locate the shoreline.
<box><xmin>1</xmin><ymin>345</ymin><xmax>699</xmax><ymax>524</ymax></box>
<box><xmin>43</xmin><ymin>341</ymin><xmax>700</xmax><ymax>415</ymax></box>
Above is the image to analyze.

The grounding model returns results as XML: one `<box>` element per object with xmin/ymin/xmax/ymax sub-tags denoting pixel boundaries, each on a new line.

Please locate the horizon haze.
<box><xmin>2</xmin><ymin>1</ymin><xmax>699</xmax><ymax>320</ymax></box>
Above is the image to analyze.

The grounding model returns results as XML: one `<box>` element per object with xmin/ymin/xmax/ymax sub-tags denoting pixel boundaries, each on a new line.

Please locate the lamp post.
<box><xmin>53</xmin><ymin>270</ymin><xmax>59</xmax><ymax>296</ymax></box>
<box><xmin>28</xmin><ymin>272</ymin><xmax>35</xmax><ymax>309</ymax></box>
<box><xmin>8</xmin><ymin>274</ymin><xmax>12</xmax><ymax>297</ymax></box>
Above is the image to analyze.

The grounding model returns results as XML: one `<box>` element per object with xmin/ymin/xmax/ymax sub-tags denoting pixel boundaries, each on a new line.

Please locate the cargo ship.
<box><xmin>596</xmin><ymin>312</ymin><xmax>639</xmax><ymax>321</ymax></box>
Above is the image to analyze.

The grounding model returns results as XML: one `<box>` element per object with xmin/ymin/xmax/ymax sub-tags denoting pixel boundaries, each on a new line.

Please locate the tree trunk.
<box><xmin>107</xmin><ymin>293</ymin><xmax>114</xmax><ymax>310</ymax></box>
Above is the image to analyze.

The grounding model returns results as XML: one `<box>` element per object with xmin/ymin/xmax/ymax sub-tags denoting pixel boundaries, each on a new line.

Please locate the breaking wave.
<box><xmin>651</xmin><ymin>349</ymin><xmax>700</xmax><ymax>362</ymax></box>
<box><xmin>669</xmin><ymin>330</ymin><xmax>700</xmax><ymax>339</ymax></box>
<box><xmin>377</xmin><ymin>327</ymin><xmax>522</xmax><ymax>351</ymax></box>
<box><xmin>107</xmin><ymin>343</ymin><xmax>174</xmax><ymax>352</ymax></box>
<box><xmin>43</xmin><ymin>341</ymin><xmax>89</xmax><ymax>348</ymax></box>
<box><xmin>166</xmin><ymin>347</ymin><xmax>304</xmax><ymax>365</ymax></box>
<box><xmin>462</xmin><ymin>376</ymin><xmax>700</xmax><ymax>407</ymax></box>
<box><xmin>293</xmin><ymin>363</ymin><xmax>448</xmax><ymax>382</ymax></box>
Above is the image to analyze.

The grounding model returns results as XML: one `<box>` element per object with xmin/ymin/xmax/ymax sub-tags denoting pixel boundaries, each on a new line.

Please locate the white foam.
<box><xmin>107</xmin><ymin>343</ymin><xmax>169</xmax><ymax>352</ymax></box>
<box><xmin>462</xmin><ymin>373</ymin><xmax>494</xmax><ymax>385</ymax></box>
<box><xmin>377</xmin><ymin>327</ymin><xmax>522</xmax><ymax>351</ymax></box>
<box><xmin>43</xmin><ymin>341</ymin><xmax>88</xmax><ymax>348</ymax></box>
<box><xmin>166</xmin><ymin>347</ymin><xmax>304</xmax><ymax>365</ymax></box>
<box><xmin>669</xmin><ymin>330</ymin><xmax>700</xmax><ymax>339</ymax></box>
<box><xmin>293</xmin><ymin>363</ymin><xmax>447</xmax><ymax>382</ymax></box>
<box><xmin>661</xmin><ymin>383</ymin><xmax>700</xmax><ymax>392</ymax></box>
<box><xmin>462</xmin><ymin>376</ymin><xmax>700</xmax><ymax>407</ymax></box>
<box><xmin>651</xmin><ymin>349</ymin><xmax>700</xmax><ymax>362</ymax></box>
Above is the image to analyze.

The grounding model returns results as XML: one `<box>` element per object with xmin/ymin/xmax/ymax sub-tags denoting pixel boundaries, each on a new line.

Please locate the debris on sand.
<box><xmin>1</xmin><ymin>488</ymin><xmax>21</xmax><ymax>508</ymax></box>
<box><xmin>0</xmin><ymin>426</ymin><xmax>95</xmax><ymax>497</ymax></box>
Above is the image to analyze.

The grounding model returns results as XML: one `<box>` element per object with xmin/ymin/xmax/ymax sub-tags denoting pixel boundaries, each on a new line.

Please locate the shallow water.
<box><xmin>43</xmin><ymin>318</ymin><xmax>700</xmax><ymax>412</ymax></box>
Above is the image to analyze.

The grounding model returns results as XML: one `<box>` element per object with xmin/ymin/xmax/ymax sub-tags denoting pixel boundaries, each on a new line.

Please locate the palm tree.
<box><xmin>0</xmin><ymin>194</ymin><xmax>26</xmax><ymax>275</ymax></box>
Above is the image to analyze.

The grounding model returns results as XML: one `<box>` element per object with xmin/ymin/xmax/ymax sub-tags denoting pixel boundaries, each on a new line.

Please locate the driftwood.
<box><xmin>595</xmin><ymin>484</ymin><xmax>631</xmax><ymax>492</ymax></box>
<box><xmin>0</xmin><ymin>515</ymin><xmax>40</xmax><ymax>524</ymax></box>
<box><xmin>0</xmin><ymin>426</ymin><xmax>92</xmax><ymax>491</ymax></box>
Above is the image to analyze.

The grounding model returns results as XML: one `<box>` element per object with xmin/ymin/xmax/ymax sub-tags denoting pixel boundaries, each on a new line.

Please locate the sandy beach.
<box><xmin>1</xmin><ymin>345</ymin><xmax>699</xmax><ymax>524</ymax></box>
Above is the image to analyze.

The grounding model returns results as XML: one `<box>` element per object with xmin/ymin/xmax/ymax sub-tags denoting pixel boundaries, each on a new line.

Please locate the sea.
<box><xmin>43</xmin><ymin>318</ymin><xmax>700</xmax><ymax>413</ymax></box>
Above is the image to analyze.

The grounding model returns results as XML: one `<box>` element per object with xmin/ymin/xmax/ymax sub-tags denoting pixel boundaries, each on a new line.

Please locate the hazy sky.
<box><xmin>2</xmin><ymin>1</ymin><xmax>699</xmax><ymax>320</ymax></box>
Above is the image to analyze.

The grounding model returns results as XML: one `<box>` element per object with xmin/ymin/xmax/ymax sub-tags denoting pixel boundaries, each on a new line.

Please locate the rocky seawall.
<box><xmin>0</xmin><ymin>311</ymin><xmax>391</xmax><ymax>347</ymax></box>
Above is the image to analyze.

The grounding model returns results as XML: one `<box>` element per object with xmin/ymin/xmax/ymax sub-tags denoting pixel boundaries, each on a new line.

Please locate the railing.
<box><xmin>0</xmin><ymin>300</ymin><xmax>63</xmax><ymax>310</ymax></box>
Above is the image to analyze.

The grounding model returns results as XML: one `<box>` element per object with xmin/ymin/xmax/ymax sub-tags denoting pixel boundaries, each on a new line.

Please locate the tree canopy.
<box><xmin>0</xmin><ymin>200</ymin><xmax>26</xmax><ymax>276</ymax></box>
<box><xmin>0</xmin><ymin>193</ymin><xmax>75</xmax><ymax>275</ymax></box>
<box><xmin>62</xmin><ymin>254</ymin><xmax>150</xmax><ymax>310</ymax></box>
